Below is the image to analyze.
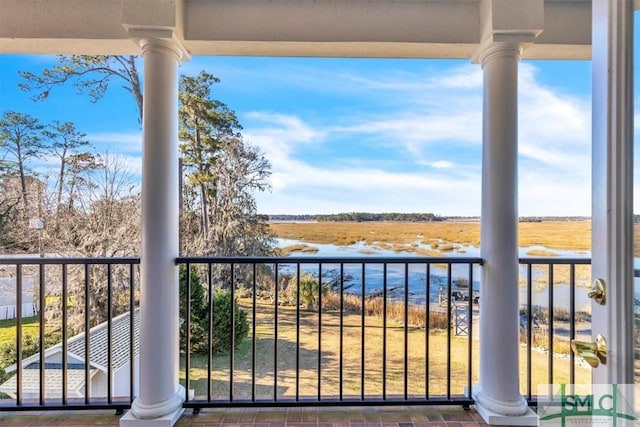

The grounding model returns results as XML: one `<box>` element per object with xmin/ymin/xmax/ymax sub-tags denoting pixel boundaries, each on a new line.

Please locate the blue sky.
<box><xmin>0</xmin><ymin>52</ymin><xmax>636</xmax><ymax>217</ymax></box>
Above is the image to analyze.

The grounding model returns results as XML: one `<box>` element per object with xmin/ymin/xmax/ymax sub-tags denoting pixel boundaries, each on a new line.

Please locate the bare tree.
<box><xmin>58</xmin><ymin>152</ymin><xmax>140</xmax><ymax>257</ymax></box>
<box><xmin>0</xmin><ymin>174</ymin><xmax>46</xmax><ymax>252</ymax></box>
<box><xmin>209</xmin><ymin>137</ymin><xmax>274</xmax><ymax>256</ymax></box>
<box><xmin>53</xmin><ymin>153</ymin><xmax>141</xmax><ymax>328</ymax></box>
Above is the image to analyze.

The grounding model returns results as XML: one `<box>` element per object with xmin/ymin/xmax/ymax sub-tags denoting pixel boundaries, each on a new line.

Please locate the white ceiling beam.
<box><xmin>0</xmin><ymin>0</ymin><xmax>591</xmax><ymax>59</ymax></box>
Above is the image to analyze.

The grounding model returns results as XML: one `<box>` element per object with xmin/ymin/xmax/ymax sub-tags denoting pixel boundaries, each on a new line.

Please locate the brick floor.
<box><xmin>0</xmin><ymin>406</ymin><xmax>492</xmax><ymax>427</ymax></box>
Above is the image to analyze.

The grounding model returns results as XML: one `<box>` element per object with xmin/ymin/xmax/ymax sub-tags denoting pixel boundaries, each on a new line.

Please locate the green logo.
<box><xmin>538</xmin><ymin>384</ymin><xmax>639</xmax><ymax>426</ymax></box>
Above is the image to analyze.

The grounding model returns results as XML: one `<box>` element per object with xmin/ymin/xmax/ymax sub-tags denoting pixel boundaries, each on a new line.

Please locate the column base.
<box><xmin>473</xmin><ymin>402</ymin><xmax>537</xmax><ymax>426</ymax></box>
<box><xmin>472</xmin><ymin>385</ymin><xmax>537</xmax><ymax>426</ymax></box>
<box><xmin>120</xmin><ymin>407</ymin><xmax>184</xmax><ymax>427</ymax></box>
<box><xmin>120</xmin><ymin>386</ymin><xmax>185</xmax><ymax>426</ymax></box>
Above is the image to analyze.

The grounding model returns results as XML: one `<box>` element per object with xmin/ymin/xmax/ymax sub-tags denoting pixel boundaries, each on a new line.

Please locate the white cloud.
<box><xmin>518</xmin><ymin>64</ymin><xmax>591</xmax><ymax>170</ymax></box>
<box><xmin>430</xmin><ymin>66</ymin><xmax>483</xmax><ymax>90</ymax></box>
<box><xmin>243</xmin><ymin>61</ymin><xmax>592</xmax><ymax>216</ymax></box>
<box><xmin>244</xmin><ymin>111</ymin><xmax>481</xmax><ymax>215</ymax></box>
<box><xmin>429</xmin><ymin>161</ymin><xmax>455</xmax><ymax>169</ymax></box>
<box><xmin>87</xmin><ymin>131</ymin><xmax>143</xmax><ymax>154</ymax></box>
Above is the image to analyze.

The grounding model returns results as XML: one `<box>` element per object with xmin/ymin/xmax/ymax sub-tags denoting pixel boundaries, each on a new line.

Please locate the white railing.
<box><xmin>0</xmin><ymin>302</ymin><xmax>39</xmax><ymax>320</ymax></box>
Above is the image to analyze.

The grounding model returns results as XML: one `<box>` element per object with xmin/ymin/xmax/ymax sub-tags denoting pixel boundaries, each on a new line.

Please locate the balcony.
<box><xmin>1</xmin><ymin>1</ymin><xmax>635</xmax><ymax>426</ymax></box>
<box><xmin>0</xmin><ymin>255</ymin><xmax>596</xmax><ymax>424</ymax></box>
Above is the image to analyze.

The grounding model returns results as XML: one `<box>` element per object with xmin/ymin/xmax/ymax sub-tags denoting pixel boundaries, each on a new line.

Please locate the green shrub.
<box><xmin>179</xmin><ymin>265</ymin><xmax>249</xmax><ymax>354</ymax></box>
<box><xmin>211</xmin><ymin>289</ymin><xmax>249</xmax><ymax>354</ymax></box>
<box><xmin>179</xmin><ymin>265</ymin><xmax>208</xmax><ymax>354</ymax></box>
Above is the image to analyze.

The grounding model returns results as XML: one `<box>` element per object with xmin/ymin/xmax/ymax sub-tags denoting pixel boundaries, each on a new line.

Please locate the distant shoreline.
<box><xmin>267</xmin><ymin>214</ymin><xmax>593</xmax><ymax>223</ymax></box>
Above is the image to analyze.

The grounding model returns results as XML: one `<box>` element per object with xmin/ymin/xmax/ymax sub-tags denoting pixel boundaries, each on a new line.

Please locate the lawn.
<box><xmin>0</xmin><ymin>316</ymin><xmax>45</xmax><ymax>344</ymax></box>
<box><xmin>180</xmin><ymin>300</ymin><xmax>590</xmax><ymax>401</ymax></box>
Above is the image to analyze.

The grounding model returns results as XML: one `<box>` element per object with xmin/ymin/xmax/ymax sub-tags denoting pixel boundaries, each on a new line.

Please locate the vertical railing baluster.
<box><xmin>339</xmin><ymin>263</ymin><xmax>344</xmax><ymax>401</ymax></box>
<box><xmin>39</xmin><ymin>263</ymin><xmax>45</xmax><ymax>406</ymax></box>
<box><xmin>569</xmin><ymin>263</ymin><xmax>576</xmax><ymax>388</ymax></box>
<box><xmin>295</xmin><ymin>263</ymin><xmax>300</xmax><ymax>401</ymax></box>
<box><xmin>382</xmin><ymin>263</ymin><xmax>387</xmax><ymax>400</ymax></box>
<box><xmin>251</xmin><ymin>262</ymin><xmax>257</xmax><ymax>402</ymax></box>
<box><xmin>467</xmin><ymin>262</ymin><xmax>473</xmax><ymax>398</ymax></box>
<box><xmin>129</xmin><ymin>263</ymin><xmax>135</xmax><ymax>403</ymax></box>
<box><xmin>403</xmin><ymin>263</ymin><xmax>409</xmax><ymax>401</ymax></box>
<box><xmin>527</xmin><ymin>263</ymin><xmax>533</xmax><ymax>401</ymax></box>
<box><xmin>446</xmin><ymin>263</ymin><xmax>452</xmax><ymax>400</ymax></box>
<box><xmin>361</xmin><ymin>262</ymin><xmax>365</xmax><ymax>401</ymax></box>
<box><xmin>16</xmin><ymin>263</ymin><xmax>22</xmax><ymax>406</ymax></box>
<box><xmin>317</xmin><ymin>263</ymin><xmax>322</xmax><ymax>401</ymax></box>
<box><xmin>548</xmin><ymin>265</ymin><xmax>554</xmax><ymax>386</ymax></box>
<box><xmin>185</xmin><ymin>263</ymin><xmax>191</xmax><ymax>402</ymax></box>
<box><xmin>425</xmin><ymin>263</ymin><xmax>430</xmax><ymax>400</ymax></box>
<box><xmin>107</xmin><ymin>263</ymin><xmax>113</xmax><ymax>404</ymax></box>
<box><xmin>274</xmin><ymin>263</ymin><xmax>278</xmax><ymax>402</ymax></box>
<box><xmin>84</xmin><ymin>263</ymin><xmax>90</xmax><ymax>404</ymax></box>
<box><xmin>62</xmin><ymin>264</ymin><xmax>68</xmax><ymax>405</ymax></box>
<box><xmin>207</xmin><ymin>263</ymin><xmax>213</xmax><ymax>402</ymax></box>
<box><xmin>230</xmin><ymin>263</ymin><xmax>235</xmax><ymax>402</ymax></box>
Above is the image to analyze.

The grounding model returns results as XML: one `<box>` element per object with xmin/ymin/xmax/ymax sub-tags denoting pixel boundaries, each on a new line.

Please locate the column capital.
<box><xmin>472</xmin><ymin>0</ymin><xmax>542</xmax><ymax>65</ymax></box>
<box><xmin>474</xmin><ymin>40</ymin><xmax>523</xmax><ymax>68</ymax></box>
<box><xmin>122</xmin><ymin>0</ymin><xmax>189</xmax><ymax>61</ymax></box>
<box><xmin>124</xmin><ymin>26</ymin><xmax>190</xmax><ymax>62</ymax></box>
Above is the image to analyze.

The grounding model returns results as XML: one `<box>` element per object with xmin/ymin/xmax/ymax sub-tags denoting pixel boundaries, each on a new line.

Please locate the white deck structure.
<box><xmin>1</xmin><ymin>1</ymin><xmax>635</xmax><ymax>425</ymax></box>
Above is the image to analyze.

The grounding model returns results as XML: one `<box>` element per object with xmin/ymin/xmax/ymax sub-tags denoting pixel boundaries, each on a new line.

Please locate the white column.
<box><xmin>591</xmin><ymin>0</ymin><xmax>634</xmax><ymax>385</ymax></box>
<box><xmin>121</xmin><ymin>37</ymin><xmax>184</xmax><ymax>427</ymax></box>
<box><xmin>472</xmin><ymin>42</ymin><xmax>535</xmax><ymax>426</ymax></box>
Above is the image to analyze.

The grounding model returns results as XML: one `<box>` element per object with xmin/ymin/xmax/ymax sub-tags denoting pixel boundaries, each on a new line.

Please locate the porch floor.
<box><xmin>0</xmin><ymin>405</ymin><xmax>492</xmax><ymax>426</ymax></box>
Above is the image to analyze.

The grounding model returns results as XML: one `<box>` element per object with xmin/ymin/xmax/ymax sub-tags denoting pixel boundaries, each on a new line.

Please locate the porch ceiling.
<box><xmin>1</xmin><ymin>0</ymin><xmax>592</xmax><ymax>59</ymax></box>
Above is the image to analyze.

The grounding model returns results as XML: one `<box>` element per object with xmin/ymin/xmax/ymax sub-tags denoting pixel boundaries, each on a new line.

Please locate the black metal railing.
<box><xmin>0</xmin><ymin>255</ymin><xmax>595</xmax><ymax>412</ymax></box>
<box><xmin>518</xmin><ymin>257</ymin><xmax>592</xmax><ymax>404</ymax></box>
<box><xmin>0</xmin><ymin>257</ymin><xmax>139</xmax><ymax>412</ymax></box>
<box><xmin>177</xmin><ymin>256</ymin><xmax>482</xmax><ymax>408</ymax></box>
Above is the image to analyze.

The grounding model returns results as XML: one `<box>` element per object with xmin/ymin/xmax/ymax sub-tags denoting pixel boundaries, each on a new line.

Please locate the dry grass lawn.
<box><xmin>181</xmin><ymin>300</ymin><xmax>590</xmax><ymax>400</ymax></box>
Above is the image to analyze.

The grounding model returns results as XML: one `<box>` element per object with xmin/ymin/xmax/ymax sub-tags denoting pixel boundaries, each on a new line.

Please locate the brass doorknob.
<box><xmin>570</xmin><ymin>335</ymin><xmax>607</xmax><ymax>368</ymax></box>
<box><xmin>588</xmin><ymin>279</ymin><xmax>606</xmax><ymax>305</ymax></box>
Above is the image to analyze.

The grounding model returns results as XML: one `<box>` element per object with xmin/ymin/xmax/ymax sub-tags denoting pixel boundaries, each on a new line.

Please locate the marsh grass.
<box><xmin>180</xmin><ymin>300</ymin><xmax>590</xmax><ymax>400</ymax></box>
<box><xmin>270</xmin><ymin>220</ymin><xmax>598</xmax><ymax>252</ymax></box>
<box><xmin>522</xmin><ymin>329</ymin><xmax>572</xmax><ymax>356</ymax></box>
<box><xmin>518</xmin><ymin>263</ymin><xmax>592</xmax><ymax>293</ymax></box>
<box><xmin>526</xmin><ymin>249</ymin><xmax>559</xmax><ymax>257</ymax></box>
<box><xmin>278</xmin><ymin>244</ymin><xmax>320</xmax><ymax>256</ymax></box>
<box><xmin>318</xmin><ymin>292</ymin><xmax>450</xmax><ymax>330</ymax></box>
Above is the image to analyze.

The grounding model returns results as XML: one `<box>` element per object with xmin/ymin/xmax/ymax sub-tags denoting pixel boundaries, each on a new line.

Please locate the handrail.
<box><xmin>176</xmin><ymin>255</ymin><xmax>484</xmax><ymax>264</ymax></box>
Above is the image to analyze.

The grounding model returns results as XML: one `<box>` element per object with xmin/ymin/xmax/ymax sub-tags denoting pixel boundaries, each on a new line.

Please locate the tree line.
<box><xmin>269</xmin><ymin>212</ymin><xmax>443</xmax><ymax>222</ymax></box>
